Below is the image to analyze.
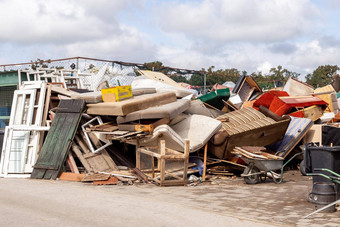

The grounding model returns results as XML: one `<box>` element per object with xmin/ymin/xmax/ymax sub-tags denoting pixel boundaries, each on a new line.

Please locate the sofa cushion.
<box><xmin>117</xmin><ymin>99</ymin><xmax>190</xmax><ymax>124</ymax></box>
<box><xmin>140</xmin><ymin>114</ymin><xmax>222</xmax><ymax>152</ymax></box>
<box><xmin>86</xmin><ymin>91</ymin><xmax>177</xmax><ymax>116</ymax></box>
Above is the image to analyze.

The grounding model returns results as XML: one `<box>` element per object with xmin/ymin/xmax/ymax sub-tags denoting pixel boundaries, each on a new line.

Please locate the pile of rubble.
<box><xmin>0</xmin><ymin>68</ymin><xmax>339</xmax><ymax>189</ymax></box>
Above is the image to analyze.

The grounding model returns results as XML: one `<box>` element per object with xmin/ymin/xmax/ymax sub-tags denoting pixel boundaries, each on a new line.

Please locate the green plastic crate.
<box><xmin>197</xmin><ymin>88</ymin><xmax>230</xmax><ymax>110</ymax></box>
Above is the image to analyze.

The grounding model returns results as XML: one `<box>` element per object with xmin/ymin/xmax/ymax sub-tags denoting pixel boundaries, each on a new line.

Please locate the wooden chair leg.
<box><xmin>160</xmin><ymin>140</ymin><xmax>166</xmax><ymax>186</ymax></box>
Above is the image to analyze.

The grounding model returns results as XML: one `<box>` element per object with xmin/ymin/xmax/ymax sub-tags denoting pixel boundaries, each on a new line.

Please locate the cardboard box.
<box><xmin>101</xmin><ymin>86</ymin><xmax>132</xmax><ymax>102</ymax></box>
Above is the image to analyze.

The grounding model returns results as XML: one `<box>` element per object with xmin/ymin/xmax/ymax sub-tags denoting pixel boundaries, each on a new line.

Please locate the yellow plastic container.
<box><xmin>101</xmin><ymin>86</ymin><xmax>133</xmax><ymax>102</ymax></box>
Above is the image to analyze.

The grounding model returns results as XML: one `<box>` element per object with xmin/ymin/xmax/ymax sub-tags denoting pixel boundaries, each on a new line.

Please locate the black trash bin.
<box><xmin>305</xmin><ymin>143</ymin><xmax>340</xmax><ymax>209</ymax></box>
<box><xmin>305</xmin><ymin>143</ymin><xmax>340</xmax><ymax>183</ymax></box>
<box><xmin>322</xmin><ymin>126</ymin><xmax>340</xmax><ymax>146</ymax></box>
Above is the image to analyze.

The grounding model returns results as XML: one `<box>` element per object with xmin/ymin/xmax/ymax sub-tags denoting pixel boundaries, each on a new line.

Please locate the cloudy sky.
<box><xmin>0</xmin><ymin>0</ymin><xmax>340</xmax><ymax>78</ymax></box>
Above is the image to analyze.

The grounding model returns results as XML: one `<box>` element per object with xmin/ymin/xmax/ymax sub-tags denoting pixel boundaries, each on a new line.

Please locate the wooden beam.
<box><xmin>67</xmin><ymin>153</ymin><xmax>79</xmax><ymax>174</ymax></box>
<box><xmin>71</xmin><ymin>143</ymin><xmax>94</xmax><ymax>173</ymax></box>
<box><xmin>59</xmin><ymin>172</ymin><xmax>85</xmax><ymax>182</ymax></box>
<box><xmin>203</xmin><ymin>144</ymin><xmax>208</xmax><ymax>182</ymax></box>
<box><xmin>160</xmin><ymin>140</ymin><xmax>166</xmax><ymax>186</ymax></box>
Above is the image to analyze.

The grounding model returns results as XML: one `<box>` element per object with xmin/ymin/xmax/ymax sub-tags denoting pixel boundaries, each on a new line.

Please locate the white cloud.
<box><xmin>0</xmin><ymin>0</ymin><xmax>339</xmax><ymax>81</ymax></box>
<box><xmin>64</xmin><ymin>25</ymin><xmax>157</xmax><ymax>62</ymax></box>
<box><xmin>290</xmin><ymin>40</ymin><xmax>340</xmax><ymax>72</ymax></box>
<box><xmin>155</xmin><ymin>0</ymin><xmax>320</xmax><ymax>43</ymax></box>
<box><xmin>257</xmin><ymin>61</ymin><xmax>272</xmax><ymax>74</ymax></box>
<box><xmin>0</xmin><ymin>0</ymin><xmax>139</xmax><ymax>44</ymax></box>
<box><xmin>0</xmin><ymin>0</ymin><xmax>154</xmax><ymax>64</ymax></box>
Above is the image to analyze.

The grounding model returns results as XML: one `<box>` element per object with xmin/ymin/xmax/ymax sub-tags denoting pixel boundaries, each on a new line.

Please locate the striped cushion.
<box><xmin>218</xmin><ymin>107</ymin><xmax>276</xmax><ymax>135</ymax></box>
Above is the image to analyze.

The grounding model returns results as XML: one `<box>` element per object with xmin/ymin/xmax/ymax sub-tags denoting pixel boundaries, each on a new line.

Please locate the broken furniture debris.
<box><xmin>209</xmin><ymin>106</ymin><xmax>291</xmax><ymax>159</ymax></box>
<box><xmin>1</xmin><ymin>66</ymin><xmax>340</xmax><ymax>214</ymax></box>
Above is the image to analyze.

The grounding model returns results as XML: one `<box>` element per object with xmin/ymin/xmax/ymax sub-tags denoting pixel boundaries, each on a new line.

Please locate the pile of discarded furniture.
<box><xmin>1</xmin><ymin>67</ymin><xmax>340</xmax><ymax>195</ymax></box>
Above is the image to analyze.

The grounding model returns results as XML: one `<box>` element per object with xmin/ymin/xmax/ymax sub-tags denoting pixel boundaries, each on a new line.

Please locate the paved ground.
<box><xmin>0</xmin><ymin>170</ymin><xmax>339</xmax><ymax>226</ymax></box>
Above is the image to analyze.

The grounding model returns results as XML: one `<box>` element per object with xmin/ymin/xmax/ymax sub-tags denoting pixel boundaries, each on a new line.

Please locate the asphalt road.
<box><xmin>0</xmin><ymin>178</ymin><xmax>274</xmax><ymax>227</ymax></box>
<box><xmin>0</xmin><ymin>171</ymin><xmax>339</xmax><ymax>227</ymax></box>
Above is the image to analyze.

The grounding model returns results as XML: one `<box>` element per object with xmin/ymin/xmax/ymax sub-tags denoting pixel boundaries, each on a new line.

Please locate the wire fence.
<box><xmin>0</xmin><ymin>57</ymin><xmax>136</xmax><ymax>74</ymax></box>
<box><xmin>0</xmin><ymin>57</ymin><xmax>204</xmax><ymax>89</ymax></box>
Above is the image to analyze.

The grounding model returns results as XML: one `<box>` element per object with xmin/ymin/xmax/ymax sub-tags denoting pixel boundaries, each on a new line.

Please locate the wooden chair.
<box><xmin>136</xmin><ymin>139</ymin><xmax>189</xmax><ymax>186</ymax></box>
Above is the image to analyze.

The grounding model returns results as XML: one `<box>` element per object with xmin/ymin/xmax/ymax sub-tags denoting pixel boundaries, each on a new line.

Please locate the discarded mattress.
<box><xmin>209</xmin><ymin>106</ymin><xmax>291</xmax><ymax>159</ymax></box>
<box><xmin>140</xmin><ymin>114</ymin><xmax>222</xmax><ymax>152</ymax></box>
<box><xmin>86</xmin><ymin>91</ymin><xmax>177</xmax><ymax>116</ymax></box>
<box><xmin>117</xmin><ymin>99</ymin><xmax>191</xmax><ymax>124</ymax></box>
<box><xmin>266</xmin><ymin>117</ymin><xmax>313</xmax><ymax>157</ymax></box>
<box><xmin>132</xmin><ymin>78</ymin><xmax>195</xmax><ymax>98</ymax></box>
<box><xmin>132</xmin><ymin>88</ymin><xmax>156</xmax><ymax>96</ymax></box>
<box><xmin>137</xmin><ymin>70</ymin><xmax>184</xmax><ymax>89</ymax></box>
<box><xmin>184</xmin><ymin>99</ymin><xmax>224</xmax><ymax>118</ymax></box>
<box><xmin>70</xmin><ymin>91</ymin><xmax>102</xmax><ymax>103</ymax></box>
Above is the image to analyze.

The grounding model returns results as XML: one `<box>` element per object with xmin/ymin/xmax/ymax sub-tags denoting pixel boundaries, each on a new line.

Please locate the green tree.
<box><xmin>285</xmin><ymin>71</ymin><xmax>300</xmax><ymax>79</ymax></box>
<box><xmin>189</xmin><ymin>73</ymin><xmax>204</xmax><ymax>86</ymax></box>
<box><xmin>250</xmin><ymin>72</ymin><xmax>271</xmax><ymax>90</ymax></box>
<box><xmin>142</xmin><ymin>61</ymin><xmax>170</xmax><ymax>74</ymax></box>
<box><xmin>172</xmin><ymin>75</ymin><xmax>188</xmax><ymax>83</ymax></box>
<box><xmin>31</xmin><ymin>58</ymin><xmax>50</xmax><ymax>70</ymax></box>
<box><xmin>204</xmin><ymin>66</ymin><xmax>240</xmax><ymax>85</ymax></box>
<box><xmin>306</xmin><ymin>65</ymin><xmax>339</xmax><ymax>88</ymax></box>
<box><xmin>268</xmin><ymin>65</ymin><xmax>301</xmax><ymax>88</ymax></box>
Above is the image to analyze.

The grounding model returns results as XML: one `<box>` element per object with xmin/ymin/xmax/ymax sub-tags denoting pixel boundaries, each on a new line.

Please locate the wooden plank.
<box><xmin>100</xmin><ymin>150</ymin><xmax>119</xmax><ymax>171</ymax></box>
<box><xmin>42</xmin><ymin>85</ymin><xmax>51</xmax><ymax>127</ymax></box>
<box><xmin>74</xmin><ymin>134</ymin><xmax>119</xmax><ymax>173</ymax></box>
<box><xmin>164</xmin><ymin>170</ymin><xmax>182</xmax><ymax>180</ymax></box>
<box><xmin>160</xmin><ymin>140</ymin><xmax>166</xmax><ymax>186</ymax></box>
<box><xmin>88</xmin><ymin>133</ymin><xmax>119</xmax><ymax>171</ymax></box>
<box><xmin>81</xmin><ymin>173</ymin><xmax>110</xmax><ymax>182</ymax></box>
<box><xmin>75</xmin><ymin>135</ymin><xmax>90</xmax><ymax>154</ymax></box>
<box><xmin>160</xmin><ymin>180</ymin><xmax>187</xmax><ymax>186</ymax></box>
<box><xmin>93</xmin><ymin>176</ymin><xmax>119</xmax><ymax>185</ymax></box>
<box><xmin>59</xmin><ymin>172</ymin><xmax>85</xmax><ymax>181</ymax></box>
<box><xmin>67</xmin><ymin>153</ymin><xmax>79</xmax><ymax>174</ymax></box>
<box><xmin>136</xmin><ymin>148</ymin><xmax>141</xmax><ymax>169</ymax></box>
<box><xmin>38</xmin><ymin>84</ymin><xmax>51</xmax><ymax>155</ymax></box>
<box><xmin>210</xmin><ymin>158</ymin><xmax>246</xmax><ymax>168</ymax></box>
<box><xmin>90</xmin><ymin>122</ymin><xmax>118</xmax><ymax>132</ymax></box>
<box><xmin>144</xmin><ymin>163</ymin><xmax>196</xmax><ymax>174</ymax></box>
<box><xmin>85</xmin><ymin>155</ymin><xmax>112</xmax><ymax>173</ymax></box>
<box><xmin>138</xmin><ymin>148</ymin><xmax>162</xmax><ymax>159</ymax></box>
<box><xmin>207</xmin><ymin>171</ymin><xmax>234</xmax><ymax>176</ymax></box>
<box><xmin>51</xmin><ymin>85</ymin><xmax>79</xmax><ymax>97</ymax></box>
<box><xmin>71</xmin><ymin>143</ymin><xmax>94</xmax><ymax>173</ymax></box>
<box><xmin>241</xmin><ymin>87</ymin><xmax>256</xmax><ymax>107</ymax></box>
<box><xmin>133</xmin><ymin>168</ymin><xmax>149</xmax><ymax>182</ymax></box>
<box><xmin>203</xmin><ymin>144</ymin><xmax>208</xmax><ymax>182</ymax></box>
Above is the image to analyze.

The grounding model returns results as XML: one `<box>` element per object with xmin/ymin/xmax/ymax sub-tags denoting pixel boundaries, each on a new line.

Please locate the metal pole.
<box><xmin>304</xmin><ymin>198</ymin><xmax>340</xmax><ymax>219</ymax></box>
<box><xmin>203</xmin><ymin>73</ymin><xmax>207</xmax><ymax>94</ymax></box>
